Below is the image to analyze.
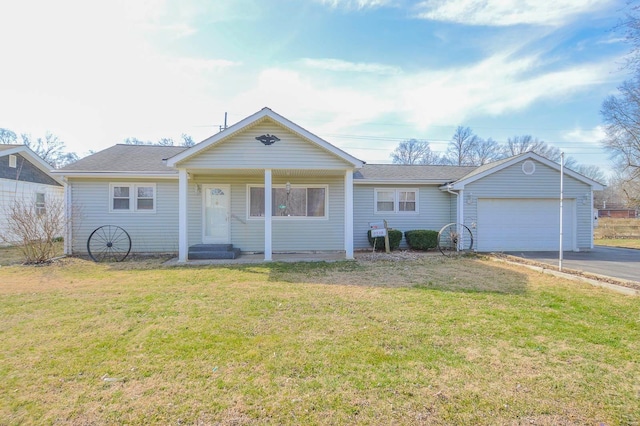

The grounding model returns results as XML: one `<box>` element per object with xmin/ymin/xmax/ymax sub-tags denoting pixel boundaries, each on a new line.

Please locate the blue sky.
<box><xmin>0</xmin><ymin>0</ymin><xmax>631</xmax><ymax>176</ymax></box>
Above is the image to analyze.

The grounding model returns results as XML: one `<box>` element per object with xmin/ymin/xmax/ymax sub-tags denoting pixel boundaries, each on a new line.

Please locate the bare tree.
<box><xmin>471</xmin><ymin>137</ymin><xmax>502</xmax><ymax>165</ymax></box>
<box><xmin>0</xmin><ymin>197</ymin><xmax>66</xmax><ymax>263</ymax></box>
<box><xmin>574</xmin><ymin>164</ymin><xmax>606</xmax><ymax>183</ymax></box>
<box><xmin>123</xmin><ymin>134</ymin><xmax>196</xmax><ymax>147</ymax></box>
<box><xmin>21</xmin><ymin>132</ymin><xmax>78</xmax><ymax>168</ymax></box>
<box><xmin>391</xmin><ymin>139</ymin><xmax>438</xmax><ymax>165</ymax></box>
<box><xmin>123</xmin><ymin>137</ymin><xmax>148</xmax><ymax>145</ymax></box>
<box><xmin>504</xmin><ymin>135</ymin><xmax>548</xmax><ymax>156</ymax></box>
<box><xmin>181</xmin><ymin>134</ymin><xmax>195</xmax><ymax>147</ymax></box>
<box><xmin>157</xmin><ymin>138</ymin><xmax>175</xmax><ymax>146</ymax></box>
<box><xmin>601</xmin><ymin>78</ymin><xmax>640</xmax><ymax>183</ymax></box>
<box><xmin>446</xmin><ymin>126</ymin><xmax>480</xmax><ymax>166</ymax></box>
<box><xmin>0</xmin><ymin>128</ymin><xmax>17</xmax><ymax>144</ymax></box>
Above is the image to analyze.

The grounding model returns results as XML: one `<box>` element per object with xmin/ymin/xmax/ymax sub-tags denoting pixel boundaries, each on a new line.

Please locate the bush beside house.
<box><xmin>367</xmin><ymin>229</ymin><xmax>402</xmax><ymax>251</ymax></box>
<box><xmin>404</xmin><ymin>230</ymin><xmax>438</xmax><ymax>251</ymax></box>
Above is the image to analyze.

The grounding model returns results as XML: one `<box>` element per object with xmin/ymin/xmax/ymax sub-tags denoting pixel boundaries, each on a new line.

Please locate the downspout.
<box><xmin>446</xmin><ymin>184</ymin><xmax>462</xmax><ymax>225</ymax></box>
<box><xmin>447</xmin><ymin>184</ymin><xmax>463</xmax><ymax>251</ymax></box>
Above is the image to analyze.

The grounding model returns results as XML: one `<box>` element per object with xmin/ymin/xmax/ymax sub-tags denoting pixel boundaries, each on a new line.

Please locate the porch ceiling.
<box><xmin>188</xmin><ymin>168</ymin><xmax>349</xmax><ymax>177</ymax></box>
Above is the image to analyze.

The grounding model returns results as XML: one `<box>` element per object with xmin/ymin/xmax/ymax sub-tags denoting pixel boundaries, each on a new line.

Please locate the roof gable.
<box><xmin>166</xmin><ymin>107</ymin><xmax>364</xmax><ymax>169</ymax></box>
<box><xmin>448</xmin><ymin>152</ymin><xmax>605</xmax><ymax>190</ymax></box>
<box><xmin>0</xmin><ymin>144</ymin><xmax>63</xmax><ymax>185</ymax></box>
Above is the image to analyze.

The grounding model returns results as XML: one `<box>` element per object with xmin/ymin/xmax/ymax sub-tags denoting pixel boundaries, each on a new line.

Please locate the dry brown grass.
<box><xmin>595</xmin><ymin>217</ymin><xmax>640</xmax><ymax>239</ymax></box>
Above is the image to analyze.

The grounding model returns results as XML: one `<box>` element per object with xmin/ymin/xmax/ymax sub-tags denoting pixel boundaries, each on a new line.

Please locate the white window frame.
<box><xmin>35</xmin><ymin>192</ymin><xmax>46</xmax><ymax>216</ymax></box>
<box><xmin>9</xmin><ymin>154</ymin><xmax>17</xmax><ymax>168</ymax></box>
<box><xmin>109</xmin><ymin>183</ymin><xmax>156</xmax><ymax>213</ymax></box>
<box><xmin>246</xmin><ymin>184</ymin><xmax>329</xmax><ymax>220</ymax></box>
<box><xmin>374</xmin><ymin>188</ymin><xmax>418</xmax><ymax>214</ymax></box>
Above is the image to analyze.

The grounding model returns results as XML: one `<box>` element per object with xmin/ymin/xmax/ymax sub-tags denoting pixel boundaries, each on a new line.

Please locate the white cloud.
<box><xmin>396</xmin><ymin>52</ymin><xmax>619</xmax><ymax>132</ymax></box>
<box><xmin>414</xmin><ymin>0</ymin><xmax>613</xmax><ymax>26</ymax></box>
<box><xmin>316</xmin><ymin>0</ymin><xmax>394</xmax><ymax>9</ymax></box>
<box><xmin>300</xmin><ymin>58</ymin><xmax>401</xmax><ymax>75</ymax></box>
<box><xmin>230</xmin><ymin>68</ymin><xmax>396</xmax><ymax>136</ymax></box>
<box><xmin>563</xmin><ymin>126</ymin><xmax>606</xmax><ymax>144</ymax></box>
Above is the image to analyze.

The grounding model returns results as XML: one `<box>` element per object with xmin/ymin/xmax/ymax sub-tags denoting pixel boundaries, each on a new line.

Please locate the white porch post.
<box><xmin>178</xmin><ymin>168</ymin><xmax>188</xmax><ymax>262</ymax></box>
<box><xmin>63</xmin><ymin>179</ymin><xmax>72</xmax><ymax>255</ymax></box>
<box><xmin>264</xmin><ymin>169</ymin><xmax>273</xmax><ymax>261</ymax></box>
<box><xmin>344</xmin><ymin>169</ymin><xmax>354</xmax><ymax>259</ymax></box>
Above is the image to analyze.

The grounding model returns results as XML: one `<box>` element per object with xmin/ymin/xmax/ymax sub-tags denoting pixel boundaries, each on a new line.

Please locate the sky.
<box><xmin>0</xmin><ymin>0</ymin><xmax>633</xmax><ymax>177</ymax></box>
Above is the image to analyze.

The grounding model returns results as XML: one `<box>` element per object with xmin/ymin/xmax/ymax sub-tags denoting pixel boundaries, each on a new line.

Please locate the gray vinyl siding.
<box><xmin>353</xmin><ymin>184</ymin><xmax>456</xmax><ymax>250</ymax></box>
<box><xmin>0</xmin><ymin>153</ymin><xmax>61</xmax><ymax>186</ymax></box>
<box><xmin>188</xmin><ymin>175</ymin><xmax>345</xmax><ymax>252</ymax></box>
<box><xmin>69</xmin><ymin>179</ymin><xmax>179</xmax><ymax>254</ymax></box>
<box><xmin>180</xmin><ymin>122</ymin><xmax>352</xmax><ymax>170</ymax></box>
<box><xmin>462</xmin><ymin>159</ymin><xmax>593</xmax><ymax>250</ymax></box>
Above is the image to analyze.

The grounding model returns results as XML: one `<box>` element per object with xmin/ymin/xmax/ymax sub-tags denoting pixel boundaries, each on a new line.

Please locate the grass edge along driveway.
<box><xmin>1</xmin><ymin>256</ymin><xmax>638</xmax><ymax>425</ymax></box>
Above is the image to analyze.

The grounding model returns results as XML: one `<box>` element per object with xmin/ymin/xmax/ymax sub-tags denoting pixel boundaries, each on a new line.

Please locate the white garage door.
<box><xmin>476</xmin><ymin>198</ymin><xmax>574</xmax><ymax>252</ymax></box>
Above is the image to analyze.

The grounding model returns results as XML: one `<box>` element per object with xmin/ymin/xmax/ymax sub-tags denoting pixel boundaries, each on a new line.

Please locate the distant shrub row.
<box><xmin>367</xmin><ymin>229</ymin><xmax>438</xmax><ymax>251</ymax></box>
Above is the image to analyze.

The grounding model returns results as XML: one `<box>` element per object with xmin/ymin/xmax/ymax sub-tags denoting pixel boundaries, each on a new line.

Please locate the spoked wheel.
<box><xmin>437</xmin><ymin>223</ymin><xmax>474</xmax><ymax>256</ymax></box>
<box><xmin>87</xmin><ymin>225</ymin><xmax>132</xmax><ymax>262</ymax></box>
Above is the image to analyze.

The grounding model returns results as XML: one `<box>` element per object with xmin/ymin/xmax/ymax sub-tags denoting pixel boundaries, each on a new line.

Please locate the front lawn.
<box><xmin>0</xmin><ymin>256</ymin><xmax>638</xmax><ymax>425</ymax></box>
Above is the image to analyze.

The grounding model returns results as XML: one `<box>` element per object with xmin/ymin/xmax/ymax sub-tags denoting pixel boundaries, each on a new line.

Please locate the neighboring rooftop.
<box><xmin>0</xmin><ymin>144</ymin><xmax>26</xmax><ymax>153</ymax></box>
<box><xmin>58</xmin><ymin>144</ymin><xmax>188</xmax><ymax>173</ymax></box>
<box><xmin>354</xmin><ymin>164</ymin><xmax>477</xmax><ymax>182</ymax></box>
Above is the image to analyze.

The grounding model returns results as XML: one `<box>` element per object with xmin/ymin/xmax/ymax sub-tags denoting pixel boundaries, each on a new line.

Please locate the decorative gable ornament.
<box><xmin>255</xmin><ymin>134</ymin><xmax>280</xmax><ymax>146</ymax></box>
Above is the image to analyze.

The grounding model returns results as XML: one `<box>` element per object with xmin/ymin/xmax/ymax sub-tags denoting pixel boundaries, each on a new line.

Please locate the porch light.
<box><xmin>465</xmin><ymin>193</ymin><xmax>474</xmax><ymax>205</ymax></box>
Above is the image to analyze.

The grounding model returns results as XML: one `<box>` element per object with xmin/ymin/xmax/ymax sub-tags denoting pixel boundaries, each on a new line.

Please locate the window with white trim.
<box><xmin>248</xmin><ymin>185</ymin><xmax>327</xmax><ymax>218</ymax></box>
<box><xmin>110</xmin><ymin>183</ymin><xmax>156</xmax><ymax>212</ymax></box>
<box><xmin>375</xmin><ymin>188</ymin><xmax>418</xmax><ymax>213</ymax></box>
<box><xmin>35</xmin><ymin>192</ymin><xmax>46</xmax><ymax>215</ymax></box>
<box><xmin>9</xmin><ymin>155</ymin><xmax>17</xmax><ymax>168</ymax></box>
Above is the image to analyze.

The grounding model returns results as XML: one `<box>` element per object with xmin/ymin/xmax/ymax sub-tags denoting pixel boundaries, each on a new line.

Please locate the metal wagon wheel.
<box><xmin>437</xmin><ymin>223</ymin><xmax>474</xmax><ymax>256</ymax></box>
<box><xmin>87</xmin><ymin>225</ymin><xmax>132</xmax><ymax>262</ymax></box>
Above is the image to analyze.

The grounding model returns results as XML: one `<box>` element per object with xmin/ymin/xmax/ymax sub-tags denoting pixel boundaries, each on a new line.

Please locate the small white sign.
<box><xmin>371</xmin><ymin>228</ymin><xmax>387</xmax><ymax>238</ymax></box>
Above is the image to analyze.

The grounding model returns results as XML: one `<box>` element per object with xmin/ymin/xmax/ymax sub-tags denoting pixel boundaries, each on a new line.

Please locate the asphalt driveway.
<box><xmin>505</xmin><ymin>246</ymin><xmax>640</xmax><ymax>283</ymax></box>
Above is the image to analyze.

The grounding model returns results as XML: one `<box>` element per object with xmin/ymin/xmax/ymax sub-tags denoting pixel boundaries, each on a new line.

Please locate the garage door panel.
<box><xmin>477</xmin><ymin>198</ymin><xmax>574</xmax><ymax>252</ymax></box>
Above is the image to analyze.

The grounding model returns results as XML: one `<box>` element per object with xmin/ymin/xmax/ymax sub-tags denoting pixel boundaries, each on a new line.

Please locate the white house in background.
<box><xmin>54</xmin><ymin>107</ymin><xmax>604</xmax><ymax>261</ymax></box>
<box><xmin>0</xmin><ymin>144</ymin><xmax>64</xmax><ymax>243</ymax></box>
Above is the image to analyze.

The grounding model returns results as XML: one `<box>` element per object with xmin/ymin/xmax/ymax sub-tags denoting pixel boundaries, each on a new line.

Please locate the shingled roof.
<box><xmin>354</xmin><ymin>164</ymin><xmax>477</xmax><ymax>183</ymax></box>
<box><xmin>59</xmin><ymin>144</ymin><xmax>188</xmax><ymax>173</ymax></box>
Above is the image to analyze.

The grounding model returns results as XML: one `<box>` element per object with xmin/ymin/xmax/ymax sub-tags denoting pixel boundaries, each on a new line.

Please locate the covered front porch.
<box><xmin>163</xmin><ymin>108</ymin><xmax>365</xmax><ymax>263</ymax></box>
<box><xmin>175</xmin><ymin>168</ymin><xmax>355</xmax><ymax>262</ymax></box>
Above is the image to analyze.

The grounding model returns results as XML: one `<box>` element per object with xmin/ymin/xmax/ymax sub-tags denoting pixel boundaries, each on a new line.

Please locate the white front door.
<box><xmin>203</xmin><ymin>185</ymin><xmax>230</xmax><ymax>244</ymax></box>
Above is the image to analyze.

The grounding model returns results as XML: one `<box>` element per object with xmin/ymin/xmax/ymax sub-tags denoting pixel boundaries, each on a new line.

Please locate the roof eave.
<box><xmin>52</xmin><ymin>171</ymin><xmax>179</xmax><ymax>179</ymax></box>
<box><xmin>354</xmin><ymin>179</ymin><xmax>453</xmax><ymax>185</ymax></box>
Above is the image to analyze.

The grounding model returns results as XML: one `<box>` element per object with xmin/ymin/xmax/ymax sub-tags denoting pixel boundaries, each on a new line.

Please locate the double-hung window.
<box><xmin>375</xmin><ymin>188</ymin><xmax>418</xmax><ymax>214</ymax></box>
<box><xmin>35</xmin><ymin>192</ymin><xmax>46</xmax><ymax>216</ymax></box>
<box><xmin>110</xmin><ymin>183</ymin><xmax>156</xmax><ymax>212</ymax></box>
<box><xmin>248</xmin><ymin>185</ymin><xmax>327</xmax><ymax>219</ymax></box>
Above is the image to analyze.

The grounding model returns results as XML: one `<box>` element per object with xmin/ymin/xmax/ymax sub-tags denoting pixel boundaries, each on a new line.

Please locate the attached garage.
<box><xmin>476</xmin><ymin>198</ymin><xmax>575</xmax><ymax>252</ymax></box>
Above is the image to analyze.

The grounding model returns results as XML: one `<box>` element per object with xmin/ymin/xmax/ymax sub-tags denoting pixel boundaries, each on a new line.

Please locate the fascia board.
<box><xmin>52</xmin><ymin>172</ymin><xmax>178</xmax><ymax>179</ymax></box>
<box><xmin>354</xmin><ymin>180</ymin><xmax>448</xmax><ymax>185</ymax></box>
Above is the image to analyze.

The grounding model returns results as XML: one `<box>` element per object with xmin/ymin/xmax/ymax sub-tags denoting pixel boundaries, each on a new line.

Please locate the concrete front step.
<box><xmin>188</xmin><ymin>244</ymin><xmax>241</xmax><ymax>260</ymax></box>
